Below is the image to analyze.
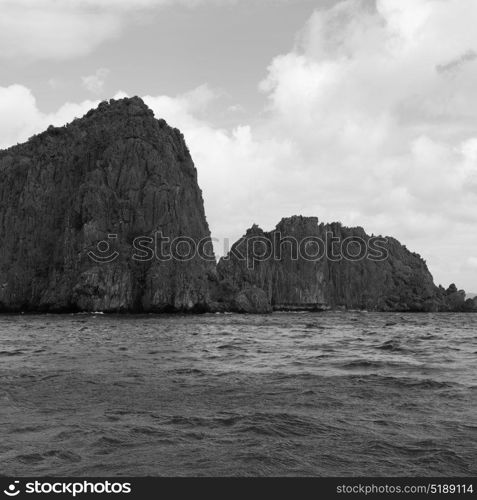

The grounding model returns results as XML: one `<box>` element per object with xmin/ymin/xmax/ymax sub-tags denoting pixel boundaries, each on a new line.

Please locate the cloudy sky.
<box><xmin>1</xmin><ymin>0</ymin><xmax>476</xmax><ymax>291</ymax></box>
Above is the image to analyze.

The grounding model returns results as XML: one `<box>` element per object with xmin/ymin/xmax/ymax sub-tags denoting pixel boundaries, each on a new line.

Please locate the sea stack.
<box><xmin>0</xmin><ymin>97</ymin><xmax>215</xmax><ymax>312</ymax></box>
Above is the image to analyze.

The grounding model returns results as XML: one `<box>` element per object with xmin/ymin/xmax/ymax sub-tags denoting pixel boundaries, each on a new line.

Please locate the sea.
<box><xmin>0</xmin><ymin>312</ymin><xmax>476</xmax><ymax>476</ymax></box>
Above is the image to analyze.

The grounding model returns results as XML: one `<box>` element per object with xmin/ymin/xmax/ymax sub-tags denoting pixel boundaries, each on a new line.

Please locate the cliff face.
<box><xmin>217</xmin><ymin>216</ymin><xmax>459</xmax><ymax>312</ymax></box>
<box><xmin>0</xmin><ymin>98</ymin><xmax>473</xmax><ymax>314</ymax></box>
<box><xmin>0</xmin><ymin>97</ymin><xmax>215</xmax><ymax>312</ymax></box>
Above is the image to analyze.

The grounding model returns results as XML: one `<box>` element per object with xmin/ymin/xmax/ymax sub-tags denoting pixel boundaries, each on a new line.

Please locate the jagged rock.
<box><xmin>0</xmin><ymin>97</ymin><xmax>215</xmax><ymax>312</ymax></box>
<box><xmin>437</xmin><ymin>284</ymin><xmax>473</xmax><ymax>312</ymax></box>
<box><xmin>217</xmin><ymin>216</ymin><xmax>472</xmax><ymax>312</ymax></box>
<box><xmin>231</xmin><ymin>287</ymin><xmax>272</xmax><ymax>314</ymax></box>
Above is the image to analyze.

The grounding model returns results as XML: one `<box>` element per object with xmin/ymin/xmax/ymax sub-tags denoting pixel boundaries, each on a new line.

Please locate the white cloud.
<box><xmin>0</xmin><ymin>84</ymin><xmax>99</xmax><ymax>148</ymax></box>
<box><xmin>82</xmin><ymin>68</ymin><xmax>110</xmax><ymax>94</ymax></box>
<box><xmin>0</xmin><ymin>0</ymin><xmax>239</xmax><ymax>59</ymax></box>
<box><xmin>227</xmin><ymin>104</ymin><xmax>244</xmax><ymax>113</ymax></box>
<box><xmin>0</xmin><ymin>3</ymin><xmax>122</xmax><ymax>59</ymax></box>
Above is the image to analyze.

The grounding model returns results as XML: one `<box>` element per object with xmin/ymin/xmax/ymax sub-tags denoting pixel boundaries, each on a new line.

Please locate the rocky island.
<box><xmin>216</xmin><ymin>217</ymin><xmax>477</xmax><ymax>313</ymax></box>
<box><xmin>0</xmin><ymin>97</ymin><xmax>474</xmax><ymax>313</ymax></box>
<box><xmin>0</xmin><ymin>97</ymin><xmax>215</xmax><ymax>312</ymax></box>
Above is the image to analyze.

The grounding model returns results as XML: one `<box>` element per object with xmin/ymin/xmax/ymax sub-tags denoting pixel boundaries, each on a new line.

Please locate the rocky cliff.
<box><xmin>0</xmin><ymin>98</ymin><xmax>473</xmax><ymax>314</ymax></box>
<box><xmin>0</xmin><ymin>97</ymin><xmax>215</xmax><ymax>312</ymax></box>
<box><xmin>217</xmin><ymin>216</ymin><xmax>474</xmax><ymax>312</ymax></box>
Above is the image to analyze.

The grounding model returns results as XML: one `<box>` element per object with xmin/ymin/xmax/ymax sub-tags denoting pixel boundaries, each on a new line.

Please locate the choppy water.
<box><xmin>0</xmin><ymin>312</ymin><xmax>476</xmax><ymax>476</ymax></box>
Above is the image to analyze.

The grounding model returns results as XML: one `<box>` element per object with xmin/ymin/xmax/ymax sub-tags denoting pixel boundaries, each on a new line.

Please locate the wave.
<box><xmin>341</xmin><ymin>360</ymin><xmax>386</xmax><ymax>369</ymax></box>
<box><xmin>16</xmin><ymin>450</ymin><xmax>82</xmax><ymax>464</ymax></box>
<box><xmin>0</xmin><ymin>349</ymin><xmax>25</xmax><ymax>356</ymax></box>
<box><xmin>344</xmin><ymin>373</ymin><xmax>456</xmax><ymax>389</ymax></box>
<box><xmin>169</xmin><ymin>368</ymin><xmax>205</xmax><ymax>376</ymax></box>
<box><xmin>377</xmin><ymin>340</ymin><xmax>407</xmax><ymax>352</ymax></box>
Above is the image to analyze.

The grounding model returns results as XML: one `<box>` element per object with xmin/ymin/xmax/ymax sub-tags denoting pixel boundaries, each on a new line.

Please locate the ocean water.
<box><xmin>0</xmin><ymin>312</ymin><xmax>475</xmax><ymax>477</ymax></box>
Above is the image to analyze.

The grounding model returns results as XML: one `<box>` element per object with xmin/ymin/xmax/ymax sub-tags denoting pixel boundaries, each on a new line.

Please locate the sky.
<box><xmin>0</xmin><ymin>0</ymin><xmax>476</xmax><ymax>291</ymax></box>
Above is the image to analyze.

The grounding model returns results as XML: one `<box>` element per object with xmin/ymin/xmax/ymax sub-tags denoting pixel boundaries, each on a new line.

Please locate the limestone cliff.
<box><xmin>217</xmin><ymin>216</ymin><xmax>470</xmax><ymax>312</ymax></box>
<box><xmin>0</xmin><ymin>97</ymin><xmax>215</xmax><ymax>312</ymax></box>
<box><xmin>0</xmin><ymin>98</ymin><xmax>473</xmax><ymax>314</ymax></box>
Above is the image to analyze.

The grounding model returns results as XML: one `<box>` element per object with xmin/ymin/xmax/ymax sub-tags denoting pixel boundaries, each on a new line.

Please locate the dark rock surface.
<box><xmin>0</xmin><ymin>97</ymin><xmax>215</xmax><ymax>312</ymax></box>
<box><xmin>217</xmin><ymin>216</ymin><xmax>475</xmax><ymax>313</ymax></box>
<box><xmin>438</xmin><ymin>284</ymin><xmax>476</xmax><ymax>312</ymax></box>
<box><xmin>0</xmin><ymin>98</ymin><xmax>473</xmax><ymax>314</ymax></box>
<box><xmin>207</xmin><ymin>278</ymin><xmax>272</xmax><ymax>314</ymax></box>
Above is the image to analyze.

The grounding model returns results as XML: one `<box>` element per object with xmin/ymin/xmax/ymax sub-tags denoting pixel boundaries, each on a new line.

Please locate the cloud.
<box><xmin>82</xmin><ymin>68</ymin><xmax>110</xmax><ymax>94</ymax></box>
<box><xmin>436</xmin><ymin>50</ymin><xmax>477</xmax><ymax>74</ymax></box>
<box><xmin>0</xmin><ymin>2</ymin><xmax>122</xmax><ymax>59</ymax></box>
<box><xmin>0</xmin><ymin>84</ymin><xmax>99</xmax><ymax>149</ymax></box>
<box><xmin>0</xmin><ymin>0</ymin><xmax>239</xmax><ymax>60</ymax></box>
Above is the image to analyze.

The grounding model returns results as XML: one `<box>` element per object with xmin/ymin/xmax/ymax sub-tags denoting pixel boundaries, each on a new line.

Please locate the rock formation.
<box><xmin>217</xmin><ymin>216</ymin><xmax>475</xmax><ymax>312</ymax></box>
<box><xmin>438</xmin><ymin>284</ymin><xmax>477</xmax><ymax>312</ymax></box>
<box><xmin>0</xmin><ymin>98</ymin><xmax>474</xmax><ymax>313</ymax></box>
<box><xmin>0</xmin><ymin>97</ymin><xmax>215</xmax><ymax>312</ymax></box>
